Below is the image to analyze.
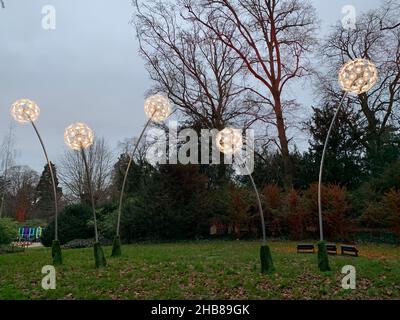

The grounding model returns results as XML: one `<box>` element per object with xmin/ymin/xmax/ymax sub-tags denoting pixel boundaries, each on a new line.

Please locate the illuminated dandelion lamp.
<box><xmin>317</xmin><ymin>58</ymin><xmax>378</xmax><ymax>271</ymax></box>
<box><xmin>64</xmin><ymin>122</ymin><xmax>94</xmax><ymax>150</ymax></box>
<box><xmin>111</xmin><ymin>94</ymin><xmax>172</xmax><ymax>257</ymax></box>
<box><xmin>216</xmin><ymin>128</ymin><xmax>274</xmax><ymax>274</ymax></box>
<box><xmin>216</xmin><ymin>128</ymin><xmax>243</xmax><ymax>155</ymax></box>
<box><xmin>338</xmin><ymin>59</ymin><xmax>378</xmax><ymax>95</ymax></box>
<box><xmin>64</xmin><ymin>123</ymin><xmax>106</xmax><ymax>268</ymax></box>
<box><xmin>144</xmin><ymin>94</ymin><xmax>171</xmax><ymax>123</ymax></box>
<box><xmin>10</xmin><ymin>99</ymin><xmax>62</xmax><ymax>265</ymax></box>
<box><xmin>11</xmin><ymin>99</ymin><xmax>40</xmax><ymax>123</ymax></box>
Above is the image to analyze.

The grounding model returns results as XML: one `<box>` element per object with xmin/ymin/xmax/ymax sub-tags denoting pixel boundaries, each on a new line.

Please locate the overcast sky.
<box><xmin>0</xmin><ymin>0</ymin><xmax>380</xmax><ymax>172</ymax></box>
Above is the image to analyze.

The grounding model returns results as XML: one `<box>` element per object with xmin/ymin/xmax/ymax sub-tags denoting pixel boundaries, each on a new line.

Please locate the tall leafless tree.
<box><xmin>184</xmin><ymin>0</ymin><xmax>319</xmax><ymax>189</ymax></box>
<box><xmin>317</xmin><ymin>0</ymin><xmax>400</xmax><ymax>172</ymax></box>
<box><xmin>0</xmin><ymin>124</ymin><xmax>16</xmax><ymax>218</ymax></box>
<box><xmin>58</xmin><ymin>137</ymin><xmax>114</xmax><ymax>205</ymax></box>
<box><xmin>6</xmin><ymin>165</ymin><xmax>39</xmax><ymax>221</ymax></box>
<box><xmin>134</xmin><ymin>0</ymin><xmax>266</xmax><ymax>132</ymax></box>
<box><xmin>379</xmin><ymin>0</ymin><xmax>400</xmax><ymax>31</ymax></box>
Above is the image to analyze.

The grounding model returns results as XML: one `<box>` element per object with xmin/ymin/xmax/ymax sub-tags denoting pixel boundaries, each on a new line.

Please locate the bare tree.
<box><xmin>58</xmin><ymin>138</ymin><xmax>114</xmax><ymax>205</ymax></box>
<box><xmin>6</xmin><ymin>165</ymin><xmax>39</xmax><ymax>221</ymax></box>
<box><xmin>0</xmin><ymin>124</ymin><xmax>16</xmax><ymax>218</ymax></box>
<box><xmin>318</xmin><ymin>0</ymin><xmax>400</xmax><ymax>172</ymax></box>
<box><xmin>0</xmin><ymin>1</ymin><xmax>5</xmax><ymax>9</ymax></box>
<box><xmin>379</xmin><ymin>0</ymin><xmax>400</xmax><ymax>31</ymax></box>
<box><xmin>134</xmin><ymin>0</ymin><xmax>265</xmax><ymax>131</ymax></box>
<box><xmin>118</xmin><ymin>135</ymin><xmax>151</xmax><ymax>164</ymax></box>
<box><xmin>184</xmin><ymin>0</ymin><xmax>319</xmax><ymax>189</ymax></box>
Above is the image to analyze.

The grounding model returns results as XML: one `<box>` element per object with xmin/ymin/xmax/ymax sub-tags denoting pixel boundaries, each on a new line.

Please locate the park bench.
<box><xmin>340</xmin><ymin>245</ymin><xmax>358</xmax><ymax>257</ymax></box>
<box><xmin>297</xmin><ymin>244</ymin><xmax>315</xmax><ymax>254</ymax></box>
<box><xmin>326</xmin><ymin>243</ymin><xmax>337</xmax><ymax>255</ymax></box>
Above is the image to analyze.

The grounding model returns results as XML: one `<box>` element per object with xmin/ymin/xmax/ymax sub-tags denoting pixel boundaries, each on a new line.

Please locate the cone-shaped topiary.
<box><xmin>111</xmin><ymin>235</ymin><xmax>122</xmax><ymax>257</ymax></box>
<box><xmin>260</xmin><ymin>245</ymin><xmax>275</xmax><ymax>274</ymax></box>
<box><xmin>51</xmin><ymin>240</ymin><xmax>62</xmax><ymax>265</ymax></box>
<box><xmin>318</xmin><ymin>241</ymin><xmax>331</xmax><ymax>271</ymax></box>
<box><xmin>94</xmin><ymin>242</ymin><xmax>107</xmax><ymax>268</ymax></box>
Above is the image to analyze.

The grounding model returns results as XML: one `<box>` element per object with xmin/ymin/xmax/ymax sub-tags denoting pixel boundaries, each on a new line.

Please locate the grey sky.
<box><xmin>0</xmin><ymin>0</ymin><xmax>381</xmax><ymax>173</ymax></box>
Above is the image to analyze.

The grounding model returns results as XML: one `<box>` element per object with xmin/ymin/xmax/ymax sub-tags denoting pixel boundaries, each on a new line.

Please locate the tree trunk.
<box><xmin>273</xmin><ymin>94</ymin><xmax>292</xmax><ymax>190</ymax></box>
<box><xmin>0</xmin><ymin>195</ymin><xmax>4</xmax><ymax>218</ymax></box>
<box><xmin>359</xmin><ymin>94</ymin><xmax>382</xmax><ymax>171</ymax></box>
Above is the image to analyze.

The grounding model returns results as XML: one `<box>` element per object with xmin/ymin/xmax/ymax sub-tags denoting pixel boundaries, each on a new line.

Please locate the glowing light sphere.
<box><xmin>338</xmin><ymin>59</ymin><xmax>378</xmax><ymax>94</ymax></box>
<box><xmin>64</xmin><ymin>122</ymin><xmax>94</xmax><ymax>150</ymax></box>
<box><xmin>10</xmin><ymin>99</ymin><xmax>40</xmax><ymax>123</ymax></box>
<box><xmin>144</xmin><ymin>94</ymin><xmax>171</xmax><ymax>122</ymax></box>
<box><xmin>216</xmin><ymin>128</ymin><xmax>243</xmax><ymax>155</ymax></box>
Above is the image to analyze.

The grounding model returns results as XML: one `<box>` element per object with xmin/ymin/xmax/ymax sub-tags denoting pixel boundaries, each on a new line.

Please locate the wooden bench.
<box><xmin>341</xmin><ymin>245</ymin><xmax>358</xmax><ymax>257</ymax></box>
<box><xmin>326</xmin><ymin>243</ymin><xmax>337</xmax><ymax>255</ymax></box>
<box><xmin>297</xmin><ymin>244</ymin><xmax>315</xmax><ymax>254</ymax></box>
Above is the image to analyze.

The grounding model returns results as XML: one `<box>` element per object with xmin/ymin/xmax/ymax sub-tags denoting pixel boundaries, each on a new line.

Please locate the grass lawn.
<box><xmin>0</xmin><ymin>241</ymin><xmax>399</xmax><ymax>300</ymax></box>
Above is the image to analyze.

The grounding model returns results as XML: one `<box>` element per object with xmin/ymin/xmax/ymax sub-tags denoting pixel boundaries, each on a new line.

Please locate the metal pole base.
<box><xmin>260</xmin><ymin>245</ymin><xmax>275</xmax><ymax>274</ymax></box>
<box><xmin>94</xmin><ymin>242</ymin><xmax>107</xmax><ymax>268</ymax></box>
<box><xmin>317</xmin><ymin>241</ymin><xmax>331</xmax><ymax>272</ymax></box>
<box><xmin>111</xmin><ymin>235</ymin><xmax>122</xmax><ymax>257</ymax></box>
<box><xmin>51</xmin><ymin>240</ymin><xmax>62</xmax><ymax>266</ymax></box>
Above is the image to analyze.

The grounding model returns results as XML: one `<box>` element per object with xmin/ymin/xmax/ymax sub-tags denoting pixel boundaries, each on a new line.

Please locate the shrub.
<box><xmin>262</xmin><ymin>184</ymin><xmax>285</xmax><ymax>237</ymax></box>
<box><xmin>0</xmin><ymin>245</ymin><xmax>24</xmax><ymax>255</ymax></box>
<box><xmin>381</xmin><ymin>189</ymin><xmax>400</xmax><ymax>240</ymax></box>
<box><xmin>228</xmin><ymin>186</ymin><xmax>256</xmax><ymax>239</ymax></box>
<box><xmin>361</xmin><ymin>203</ymin><xmax>390</xmax><ymax>228</ymax></box>
<box><xmin>324</xmin><ymin>184</ymin><xmax>352</xmax><ymax>241</ymax></box>
<box><xmin>297</xmin><ymin>183</ymin><xmax>352</xmax><ymax>241</ymax></box>
<box><xmin>263</xmin><ymin>184</ymin><xmax>282</xmax><ymax>210</ymax></box>
<box><xmin>62</xmin><ymin>238</ymin><xmax>95</xmax><ymax>249</ymax></box>
<box><xmin>0</xmin><ymin>218</ymin><xmax>18</xmax><ymax>245</ymax></box>
<box><xmin>41</xmin><ymin>204</ymin><xmax>94</xmax><ymax>247</ymax></box>
<box><xmin>62</xmin><ymin>236</ymin><xmax>112</xmax><ymax>249</ymax></box>
<box><xmin>119</xmin><ymin>164</ymin><xmax>213</xmax><ymax>242</ymax></box>
<box><xmin>97</xmin><ymin>205</ymin><xmax>117</xmax><ymax>241</ymax></box>
<box><xmin>292</xmin><ymin>184</ymin><xmax>319</xmax><ymax>238</ymax></box>
<box><xmin>285</xmin><ymin>189</ymin><xmax>306</xmax><ymax>240</ymax></box>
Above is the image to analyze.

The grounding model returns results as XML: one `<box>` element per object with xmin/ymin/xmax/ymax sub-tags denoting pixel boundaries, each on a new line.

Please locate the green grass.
<box><xmin>0</xmin><ymin>241</ymin><xmax>399</xmax><ymax>300</ymax></box>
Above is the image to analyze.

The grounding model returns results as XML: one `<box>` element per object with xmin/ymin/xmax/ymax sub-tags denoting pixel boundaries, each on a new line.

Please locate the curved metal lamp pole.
<box><xmin>248</xmin><ymin>173</ymin><xmax>266</xmax><ymax>243</ymax></box>
<box><xmin>317</xmin><ymin>58</ymin><xmax>378</xmax><ymax>271</ymax></box>
<box><xmin>10</xmin><ymin>99</ymin><xmax>61</xmax><ymax>265</ymax></box>
<box><xmin>115</xmin><ymin>117</ymin><xmax>153</xmax><ymax>239</ymax></box>
<box><xmin>81</xmin><ymin>147</ymin><xmax>99</xmax><ymax>243</ymax></box>
<box><xmin>64</xmin><ymin>122</ymin><xmax>106</xmax><ymax>268</ymax></box>
<box><xmin>111</xmin><ymin>94</ymin><xmax>172</xmax><ymax>257</ymax></box>
<box><xmin>239</xmin><ymin>155</ymin><xmax>273</xmax><ymax>273</ymax></box>
<box><xmin>30</xmin><ymin>121</ymin><xmax>59</xmax><ymax>242</ymax></box>
<box><xmin>217</xmin><ymin>128</ymin><xmax>274</xmax><ymax>273</ymax></box>
<box><xmin>317</xmin><ymin>93</ymin><xmax>347</xmax><ymax>242</ymax></box>
<box><xmin>81</xmin><ymin>146</ymin><xmax>106</xmax><ymax>268</ymax></box>
<box><xmin>116</xmin><ymin>109</ymin><xmax>176</xmax><ymax>237</ymax></box>
<box><xmin>237</xmin><ymin>154</ymin><xmax>266</xmax><ymax>244</ymax></box>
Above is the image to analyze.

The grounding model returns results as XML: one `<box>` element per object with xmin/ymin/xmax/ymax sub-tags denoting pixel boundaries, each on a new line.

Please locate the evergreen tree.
<box><xmin>306</xmin><ymin>103</ymin><xmax>365</xmax><ymax>189</ymax></box>
<box><xmin>34</xmin><ymin>162</ymin><xmax>62</xmax><ymax>220</ymax></box>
